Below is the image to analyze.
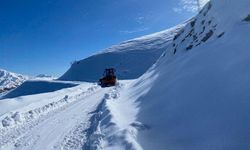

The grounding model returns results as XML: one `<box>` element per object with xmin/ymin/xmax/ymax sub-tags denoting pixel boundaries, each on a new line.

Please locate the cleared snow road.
<box><xmin>0</xmin><ymin>85</ymin><xmax>112</xmax><ymax>150</ymax></box>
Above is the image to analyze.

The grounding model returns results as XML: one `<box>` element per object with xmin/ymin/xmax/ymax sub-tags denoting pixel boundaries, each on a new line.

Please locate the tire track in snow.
<box><xmin>60</xmin><ymin>91</ymin><xmax>117</xmax><ymax>150</ymax></box>
<box><xmin>59</xmin><ymin>122</ymin><xmax>88</xmax><ymax>150</ymax></box>
<box><xmin>57</xmin><ymin>85</ymin><xmax>121</xmax><ymax>150</ymax></box>
<box><xmin>0</xmin><ymin>84</ymin><xmax>105</xmax><ymax>150</ymax></box>
<box><xmin>82</xmin><ymin>82</ymin><xmax>144</xmax><ymax>150</ymax></box>
<box><xmin>82</xmin><ymin>85</ymin><xmax>122</xmax><ymax>150</ymax></box>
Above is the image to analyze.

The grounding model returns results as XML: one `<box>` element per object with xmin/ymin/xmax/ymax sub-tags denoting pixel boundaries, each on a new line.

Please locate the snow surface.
<box><xmin>0</xmin><ymin>81</ymin><xmax>134</xmax><ymax>150</ymax></box>
<box><xmin>0</xmin><ymin>69</ymin><xmax>28</xmax><ymax>93</ymax></box>
<box><xmin>2</xmin><ymin>80</ymin><xmax>79</xmax><ymax>99</ymax></box>
<box><xmin>0</xmin><ymin>82</ymin><xmax>102</xmax><ymax>149</ymax></box>
<box><xmin>59</xmin><ymin>25</ymin><xmax>184</xmax><ymax>82</ymax></box>
<box><xmin>126</xmin><ymin>0</ymin><xmax>250</xmax><ymax>149</ymax></box>
<box><xmin>1</xmin><ymin>0</ymin><xmax>250</xmax><ymax>149</ymax></box>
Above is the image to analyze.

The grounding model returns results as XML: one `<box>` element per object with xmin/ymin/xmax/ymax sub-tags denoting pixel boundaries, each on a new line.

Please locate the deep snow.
<box><xmin>1</xmin><ymin>0</ymin><xmax>250</xmax><ymax>149</ymax></box>
<box><xmin>0</xmin><ymin>81</ymin><xmax>134</xmax><ymax>150</ymax></box>
<box><xmin>0</xmin><ymin>82</ymin><xmax>102</xmax><ymax>149</ymax></box>
<box><xmin>127</xmin><ymin>0</ymin><xmax>250</xmax><ymax>149</ymax></box>
<box><xmin>59</xmin><ymin>25</ymin><xmax>184</xmax><ymax>82</ymax></box>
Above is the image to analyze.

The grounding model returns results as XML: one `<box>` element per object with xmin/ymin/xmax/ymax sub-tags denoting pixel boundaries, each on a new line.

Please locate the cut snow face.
<box><xmin>0</xmin><ymin>69</ymin><xmax>28</xmax><ymax>93</ymax></box>
<box><xmin>59</xmin><ymin>25</ymin><xmax>185</xmax><ymax>82</ymax></box>
<box><xmin>1</xmin><ymin>0</ymin><xmax>250</xmax><ymax>149</ymax></box>
<box><xmin>124</xmin><ymin>0</ymin><xmax>250</xmax><ymax>149</ymax></box>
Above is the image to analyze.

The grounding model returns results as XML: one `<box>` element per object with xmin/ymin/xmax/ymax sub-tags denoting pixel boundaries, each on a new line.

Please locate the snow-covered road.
<box><xmin>0</xmin><ymin>84</ymin><xmax>112</xmax><ymax>150</ymax></box>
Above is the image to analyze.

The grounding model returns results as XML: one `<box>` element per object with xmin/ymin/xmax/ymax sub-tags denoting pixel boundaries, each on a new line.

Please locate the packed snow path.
<box><xmin>0</xmin><ymin>83</ymin><xmax>120</xmax><ymax>150</ymax></box>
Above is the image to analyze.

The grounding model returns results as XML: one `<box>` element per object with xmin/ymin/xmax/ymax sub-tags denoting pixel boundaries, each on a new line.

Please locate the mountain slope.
<box><xmin>72</xmin><ymin>0</ymin><xmax>250</xmax><ymax>149</ymax></box>
<box><xmin>123</xmin><ymin>0</ymin><xmax>250</xmax><ymax>149</ymax></box>
<box><xmin>0</xmin><ymin>69</ymin><xmax>28</xmax><ymax>93</ymax></box>
<box><xmin>59</xmin><ymin>25</ymin><xmax>184</xmax><ymax>82</ymax></box>
<box><xmin>1</xmin><ymin>0</ymin><xmax>249</xmax><ymax>149</ymax></box>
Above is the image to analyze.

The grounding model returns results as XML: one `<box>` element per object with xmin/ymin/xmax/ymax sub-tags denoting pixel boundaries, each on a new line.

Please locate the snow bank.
<box><xmin>82</xmin><ymin>78</ymin><xmax>158</xmax><ymax>150</ymax></box>
<box><xmin>59</xmin><ymin>25</ymin><xmax>184</xmax><ymax>82</ymax></box>
<box><xmin>1</xmin><ymin>0</ymin><xmax>249</xmax><ymax>149</ymax></box>
<box><xmin>128</xmin><ymin>0</ymin><xmax>250</xmax><ymax>149</ymax></box>
<box><xmin>0</xmin><ymin>83</ymin><xmax>99</xmax><ymax>129</ymax></box>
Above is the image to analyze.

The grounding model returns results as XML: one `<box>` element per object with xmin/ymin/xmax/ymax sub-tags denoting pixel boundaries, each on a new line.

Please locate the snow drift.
<box><xmin>122</xmin><ymin>0</ymin><xmax>250</xmax><ymax>149</ymax></box>
<box><xmin>1</xmin><ymin>0</ymin><xmax>250</xmax><ymax>149</ymax></box>
<box><xmin>59</xmin><ymin>25</ymin><xmax>184</xmax><ymax>82</ymax></box>
<box><xmin>79</xmin><ymin>0</ymin><xmax>250</xmax><ymax>149</ymax></box>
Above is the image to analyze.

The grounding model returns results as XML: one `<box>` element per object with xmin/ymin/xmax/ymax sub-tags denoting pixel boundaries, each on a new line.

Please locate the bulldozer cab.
<box><xmin>99</xmin><ymin>68</ymin><xmax>117</xmax><ymax>87</ymax></box>
<box><xmin>103</xmin><ymin>68</ymin><xmax>116</xmax><ymax>77</ymax></box>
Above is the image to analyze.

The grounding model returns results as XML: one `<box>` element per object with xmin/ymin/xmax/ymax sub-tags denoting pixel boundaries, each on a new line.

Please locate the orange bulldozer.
<box><xmin>98</xmin><ymin>68</ymin><xmax>117</xmax><ymax>87</ymax></box>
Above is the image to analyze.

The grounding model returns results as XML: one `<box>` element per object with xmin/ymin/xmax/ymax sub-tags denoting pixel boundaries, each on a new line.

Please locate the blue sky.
<box><xmin>0</xmin><ymin>0</ymin><xmax>197</xmax><ymax>76</ymax></box>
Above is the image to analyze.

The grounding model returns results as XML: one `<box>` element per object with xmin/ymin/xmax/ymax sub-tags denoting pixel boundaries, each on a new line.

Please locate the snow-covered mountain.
<box><xmin>0</xmin><ymin>69</ymin><xmax>28</xmax><ymax>93</ymax></box>
<box><xmin>114</xmin><ymin>0</ymin><xmax>250</xmax><ymax>149</ymax></box>
<box><xmin>0</xmin><ymin>0</ymin><xmax>250</xmax><ymax>149</ymax></box>
<box><xmin>59</xmin><ymin>24</ymin><xmax>184</xmax><ymax>82</ymax></box>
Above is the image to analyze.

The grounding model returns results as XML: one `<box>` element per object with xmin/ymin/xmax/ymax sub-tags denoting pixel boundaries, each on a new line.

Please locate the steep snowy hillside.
<box><xmin>64</xmin><ymin>0</ymin><xmax>249</xmax><ymax>149</ymax></box>
<box><xmin>0</xmin><ymin>69</ymin><xmax>28</xmax><ymax>93</ymax></box>
<box><xmin>114</xmin><ymin>0</ymin><xmax>250</xmax><ymax>149</ymax></box>
<box><xmin>1</xmin><ymin>0</ymin><xmax>250</xmax><ymax>150</ymax></box>
<box><xmin>60</xmin><ymin>25</ymin><xmax>184</xmax><ymax>82</ymax></box>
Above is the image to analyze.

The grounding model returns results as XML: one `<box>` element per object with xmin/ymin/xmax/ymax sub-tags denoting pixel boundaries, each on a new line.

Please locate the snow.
<box><xmin>59</xmin><ymin>24</ymin><xmax>185</xmax><ymax>82</ymax></box>
<box><xmin>2</xmin><ymin>80</ymin><xmax>79</xmax><ymax>99</ymax></box>
<box><xmin>0</xmin><ymin>81</ymin><xmax>137</xmax><ymax>150</ymax></box>
<box><xmin>123</xmin><ymin>0</ymin><xmax>250</xmax><ymax>149</ymax></box>
<box><xmin>86</xmin><ymin>81</ymin><xmax>143</xmax><ymax>150</ymax></box>
<box><xmin>0</xmin><ymin>82</ymin><xmax>95</xmax><ymax>117</ymax></box>
<box><xmin>71</xmin><ymin>0</ymin><xmax>250</xmax><ymax>149</ymax></box>
<box><xmin>1</xmin><ymin>0</ymin><xmax>250</xmax><ymax>149</ymax></box>
<box><xmin>0</xmin><ymin>69</ymin><xmax>28</xmax><ymax>93</ymax></box>
<box><xmin>0</xmin><ymin>82</ymin><xmax>106</xmax><ymax>150</ymax></box>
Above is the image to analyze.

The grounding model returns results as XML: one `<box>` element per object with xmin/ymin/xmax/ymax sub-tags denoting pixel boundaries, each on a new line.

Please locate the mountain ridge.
<box><xmin>0</xmin><ymin>69</ymin><xmax>28</xmax><ymax>93</ymax></box>
<box><xmin>59</xmin><ymin>24</ymin><xmax>185</xmax><ymax>82</ymax></box>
